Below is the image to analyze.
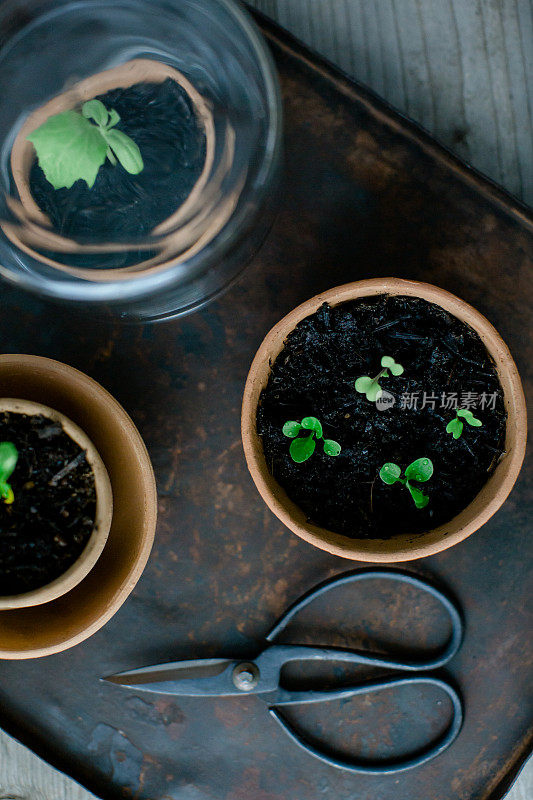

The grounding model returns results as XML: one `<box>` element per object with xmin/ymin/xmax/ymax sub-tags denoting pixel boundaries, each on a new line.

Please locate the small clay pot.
<box><xmin>241</xmin><ymin>278</ymin><xmax>527</xmax><ymax>563</ymax></box>
<box><xmin>0</xmin><ymin>355</ymin><xmax>157</xmax><ymax>658</ymax></box>
<box><xmin>0</xmin><ymin>398</ymin><xmax>113</xmax><ymax>610</ymax></box>
<box><xmin>6</xmin><ymin>58</ymin><xmax>217</xmax><ymax>278</ymax></box>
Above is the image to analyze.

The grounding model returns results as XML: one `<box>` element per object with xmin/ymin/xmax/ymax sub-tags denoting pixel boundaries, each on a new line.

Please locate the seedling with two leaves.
<box><xmin>27</xmin><ymin>99</ymin><xmax>144</xmax><ymax>190</ymax></box>
<box><xmin>0</xmin><ymin>442</ymin><xmax>18</xmax><ymax>505</ymax></box>
<box><xmin>282</xmin><ymin>417</ymin><xmax>341</xmax><ymax>463</ymax></box>
<box><xmin>355</xmin><ymin>356</ymin><xmax>404</xmax><ymax>402</ymax></box>
<box><xmin>379</xmin><ymin>457</ymin><xmax>433</xmax><ymax>509</ymax></box>
<box><xmin>446</xmin><ymin>409</ymin><xmax>482</xmax><ymax>439</ymax></box>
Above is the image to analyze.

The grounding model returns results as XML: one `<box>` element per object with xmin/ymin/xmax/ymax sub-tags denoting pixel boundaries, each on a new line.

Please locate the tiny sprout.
<box><xmin>355</xmin><ymin>355</ymin><xmax>404</xmax><ymax>402</ymax></box>
<box><xmin>446</xmin><ymin>409</ymin><xmax>482</xmax><ymax>439</ymax></box>
<box><xmin>282</xmin><ymin>417</ymin><xmax>341</xmax><ymax>463</ymax></box>
<box><xmin>27</xmin><ymin>99</ymin><xmax>144</xmax><ymax>190</ymax></box>
<box><xmin>379</xmin><ymin>457</ymin><xmax>433</xmax><ymax>509</ymax></box>
<box><xmin>0</xmin><ymin>442</ymin><xmax>18</xmax><ymax>505</ymax></box>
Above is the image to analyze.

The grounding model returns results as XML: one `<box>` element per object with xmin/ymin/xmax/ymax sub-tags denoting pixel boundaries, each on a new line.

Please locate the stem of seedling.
<box><xmin>372</xmin><ymin>367</ymin><xmax>388</xmax><ymax>384</ymax></box>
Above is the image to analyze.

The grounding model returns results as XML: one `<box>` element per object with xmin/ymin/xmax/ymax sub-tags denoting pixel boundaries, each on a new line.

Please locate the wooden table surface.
<box><xmin>1</xmin><ymin>1</ymin><xmax>531</xmax><ymax>798</ymax></box>
<box><xmin>251</xmin><ymin>0</ymin><xmax>533</xmax><ymax>207</ymax></box>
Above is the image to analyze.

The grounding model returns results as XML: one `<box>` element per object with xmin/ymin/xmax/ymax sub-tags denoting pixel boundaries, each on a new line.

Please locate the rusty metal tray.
<box><xmin>0</xmin><ymin>10</ymin><xmax>531</xmax><ymax>800</ymax></box>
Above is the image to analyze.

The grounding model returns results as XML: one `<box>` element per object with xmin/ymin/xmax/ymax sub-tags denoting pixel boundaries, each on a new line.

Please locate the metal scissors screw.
<box><xmin>104</xmin><ymin>568</ymin><xmax>464</xmax><ymax>774</ymax></box>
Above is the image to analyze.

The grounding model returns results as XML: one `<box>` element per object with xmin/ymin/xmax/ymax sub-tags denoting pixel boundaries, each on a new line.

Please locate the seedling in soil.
<box><xmin>27</xmin><ymin>99</ymin><xmax>144</xmax><ymax>190</ymax></box>
<box><xmin>379</xmin><ymin>457</ymin><xmax>433</xmax><ymax>509</ymax></box>
<box><xmin>282</xmin><ymin>417</ymin><xmax>341</xmax><ymax>463</ymax></box>
<box><xmin>0</xmin><ymin>441</ymin><xmax>18</xmax><ymax>505</ymax></box>
<box><xmin>446</xmin><ymin>409</ymin><xmax>482</xmax><ymax>439</ymax></box>
<box><xmin>355</xmin><ymin>356</ymin><xmax>404</xmax><ymax>402</ymax></box>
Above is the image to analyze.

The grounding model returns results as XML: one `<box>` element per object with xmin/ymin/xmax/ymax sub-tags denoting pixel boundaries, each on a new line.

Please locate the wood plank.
<box><xmin>249</xmin><ymin>0</ymin><xmax>533</xmax><ymax>206</ymax></box>
<box><xmin>0</xmin><ymin>728</ymin><xmax>97</xmax><ymax>800</ymax></box>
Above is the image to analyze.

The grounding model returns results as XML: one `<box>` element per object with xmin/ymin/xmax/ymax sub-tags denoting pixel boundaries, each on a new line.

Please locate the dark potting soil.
<box><xmin>0</xmin><ymin>411</ymin><xmax>96</xmax><ymax>595</ymax></box>
<box><xmin>257</xmin><ymin>295</ymin><xmax>507</xmax><ymax>539</ymax></box>
<box><xmin>28</xmin><ymin>77</ymin><xmax>206</xmax><ymax>269</ymax></box>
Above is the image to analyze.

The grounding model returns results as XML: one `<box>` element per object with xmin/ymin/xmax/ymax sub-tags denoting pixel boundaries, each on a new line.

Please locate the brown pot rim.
<box><xmin>0</xmin><ymin>355</ymin><xmax>157</xmax><ymax>658</ymax></box>
<box><xmin>7</xmin><ymin>58</ymin><xmax>221</xmax><ymax>281</ymax></box>
<box><xmin>241</xmin><ymin>278</ymin><xmax>528</xmax><ymax>563</ymax></box>
<box><xmin>0</xmin><ymin>398</ymin><xmax>113</xmax><ymax>609</ymax></box>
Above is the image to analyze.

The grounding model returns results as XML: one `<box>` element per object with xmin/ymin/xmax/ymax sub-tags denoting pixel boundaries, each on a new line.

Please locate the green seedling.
<box><xmin>446</xmin><ymin>408</ymin><xmax>482</xmax><ymax>439</ymax></box>
<box><xmin>379</xmin><ymin>457</ymin><xmax>433</xmax><ymax>509</ymax></box>
<box><xmin>27</xmin><ymin>99</ymin><xmax>144</xmax><ymax>190</ymax></box>
<box><xmin>0</xmin><ymin>442</ymin><xmax>18</xmax><ymax>505</ymax></box>
<box><xmin>355</xmin><ymin>355</ymin><xmax>404</xmax><ymax>402</ymax></box>
<box><xmin>282</xmin><ymin>417</ymin><xmax>341</xmax><ymax>463</ymax></box>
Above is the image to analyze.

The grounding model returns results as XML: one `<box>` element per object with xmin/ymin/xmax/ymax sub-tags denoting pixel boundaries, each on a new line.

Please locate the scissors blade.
<box><xmin>103</xmin><ymin>658</ymin><xmax>240</xmax><ymax>696</ymax></box>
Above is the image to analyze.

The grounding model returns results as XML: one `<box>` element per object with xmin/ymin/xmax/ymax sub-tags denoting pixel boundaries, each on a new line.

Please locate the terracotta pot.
<box><xmin>6</xmin><ymin>57</ymin><xmax>220</xmax><ymax>279</ymax></box>
<box><xmin>0</xmin><ymin>398</ymin><xmax>113</xmax><ymax>610</ymax></box>
<box><xmin>0</xmin><ymin>355</ymin><xmax>157</xmax><ymax>658</ymax></box>
<box><xmin>241</xmin><ymin>278</ymin><xmax>527</xmax><ymax>563</ymax></box>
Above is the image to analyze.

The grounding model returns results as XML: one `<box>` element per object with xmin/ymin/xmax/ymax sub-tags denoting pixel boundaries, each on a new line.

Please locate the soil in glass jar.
<box><xmin>0</xmin><ymin>411</ymin><xmax>97</xmax><ymax>595</ymax></box>
<box><xmin>28</xmin><ymin>77</ymin><xmax>206</xmax><ymax>268</ymax></box>
<box><xmin>257</xmin><ymin>295</ymin><xmax>507</xmax><ymax>539</ymax></box>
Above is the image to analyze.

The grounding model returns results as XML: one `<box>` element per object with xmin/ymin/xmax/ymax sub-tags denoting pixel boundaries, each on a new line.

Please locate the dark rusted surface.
<box><xmin>0</xmin><ymin>12</ymin><xmax>532</xmax><ymax>800</ymax></box>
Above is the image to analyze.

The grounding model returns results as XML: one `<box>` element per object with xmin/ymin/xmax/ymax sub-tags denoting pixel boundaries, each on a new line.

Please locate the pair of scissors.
<box><xmin>104</xmin><ymin>569</ymin><xmax>463</xmax><ymax>774</ymax></box>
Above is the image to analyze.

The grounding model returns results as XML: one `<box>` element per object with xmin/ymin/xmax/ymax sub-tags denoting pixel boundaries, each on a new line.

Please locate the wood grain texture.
<box><xmin>0</xmin><ymin>728</ymin><xmax>97</xmax><ymax>800</ymax></box>
<box><xmin>1</xmin><ymin>1</ymin><xmax>532</xmax><ymax>798</ymax></box>
<box><xmin>249</xmin><ymin>0</ymin><xmax>533</xmax><ymax>206</ymax></box>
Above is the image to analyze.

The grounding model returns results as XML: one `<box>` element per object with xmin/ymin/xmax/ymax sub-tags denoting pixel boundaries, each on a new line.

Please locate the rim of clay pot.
<box><xmin>0</xmin><ymin>398</ymin><xmax>113</xmax><ymax>610</ymax></box>
<box><xmin>241</xmin><ymin>278</ymin><xmax>527</xmax><ymax>563</ymax></box>
<box><xmin>6</xmin><ymin>57</ymin><xmax>219</xmax><ymax>280</ymax></box>
<box><xmin>0</xmin><ymin>355</ymin><xmax>157</xmax><ymax>658</ymax></box>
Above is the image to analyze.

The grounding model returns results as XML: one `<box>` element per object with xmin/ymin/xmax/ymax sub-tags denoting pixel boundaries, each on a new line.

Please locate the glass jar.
<box><xmin>0</xmin><ymin>0</ymin><xmax>282</xmax><ymax>321</ymax></box>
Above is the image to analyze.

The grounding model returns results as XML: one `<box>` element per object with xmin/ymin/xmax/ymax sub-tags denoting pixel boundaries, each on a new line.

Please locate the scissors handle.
<box><xmin>262</xmin><ymin>568</ymin><xmax>464</xmax><ymax>773</ymax></box>
<box><xmin>270</xmin><ymin>675</ymin><xmax>463</xmax><ymax>774</ymax></box>
<box><xmin>266</xmin><ymin>568</ymin><xmax>463</xmax><ymax>671</ymax></box>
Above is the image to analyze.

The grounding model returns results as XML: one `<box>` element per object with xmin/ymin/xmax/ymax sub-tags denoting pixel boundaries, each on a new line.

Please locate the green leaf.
<box><xmin>27</xmin><ymin>110</ymin><xmax>108</xmax><ymax>189</ymax></box>
<box><xmin>290</xmin><ymin>435</ymin><xmax>316</xmax><ymax>463</ymax></box>
<box><xmin>323</xmin><ymin>439</ymin><xmax>341</xmax><ymax>457</ymax></box>
<box><xmin>282</xmin><ymin>421</ymin><xmax>302</xmax><ymax>438</ymax></box>
<box><xmin>0</xmin><ymin>442</ymin><xmax>17</xmax><ymax>504</ymax></box>
<box><xmin>355</xmin><ymin>376</ymin><xmax>373</xmax><ymax>394</ymax></box>
<box><xmin>103</xmin><ymin>128</ymin><xmax>144</xmax><ymax>174</ymax></box>
<box><xmin>406</xmin><ymin>481</ymin><xmax>429</xmax><ymax>509</ymax></box>
<box><xmin>355</xmin><ymin>376</ymin><xmax>382</xmax><ymax>402</ymax></box>
<box><xmin>301</xmin><ymin>416</ymin><xmax>323</xmax><ymax>438</ymax></box>
<box><xmin>379</xmin><ymin>462</ymin><xmax>402</xmax><ymax>485</ymax></box>
<box><xmin>0</xmin><ymin>442</ymin><xmax>18</xmax><ymax>482</ymax></box>
<box><xmin>381</xmin><ymin>355</ymin><xmax>404</xmax><ymax>376</ymax></box>
<box><xmin>457</xmin><ymin>409</ymin><xmax>482</xmax><ymax>427</ymax></box>
<box><xmin>446</xmin><ymin>418</ymin><xmax>463</xmax><ymax>439</ymax></box>
<box><xmin>367</xmin><ymin>383</ymin><xmax>383</xmax><ymax>402</ymax></box>
<box><xmin>82</xmin><ymin>99</ymin><xmax>109</xmax><ymax>127</ymax></box>
<box><xmin>405</xmin><ymin>457</ymin><xmax>433</xmax><ymax>483</ymax></box>
<box><xmin>107</xmin><ymin>108</ymin><xmax>121</xmax><ymax>128</ymax></box>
